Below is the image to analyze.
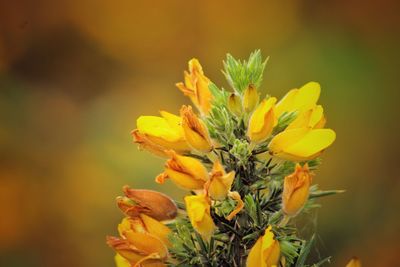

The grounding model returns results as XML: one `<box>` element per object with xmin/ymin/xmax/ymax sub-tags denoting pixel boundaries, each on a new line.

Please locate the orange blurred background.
<box><xmin>1</xmin><ymin>1</ymin><xmax>399</xmax><ymax>266</ymax></box>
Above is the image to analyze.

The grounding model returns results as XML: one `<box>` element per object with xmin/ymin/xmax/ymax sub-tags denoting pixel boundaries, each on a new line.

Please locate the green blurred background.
<box><xmin>1</xmin><ymin>1</ymin><xmax>399</xmax><ymax>266</ymax></box>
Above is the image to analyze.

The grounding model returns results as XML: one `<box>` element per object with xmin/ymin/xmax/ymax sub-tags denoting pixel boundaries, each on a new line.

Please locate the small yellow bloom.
<box><xmin>176</xmin><ymin>58</ymin><xmax>213</xmax><ymax>115</ymax></box>
<box><xmin>133</xmin><ymin>111</ymin><xmax>190</xmax><ymax>155</ymax></box>
<box><xmin>156</xmin><ymin>150</ymin><xmax>209</xmax><ymax>190</ymax></box>
<box><xmin>117</xmin><ymin>186</ymin><xmax>178</xmax><ymax>221</ymax></box>
<box><xmin>248</xmin><ymin>97</ymin><xmax>277</xmax><ymax>143</ymax></box>
<box><xmin>185</xmin><ymin>194</ymin><xmax>215</xmax><ymax>240</ymax></box>
<box><xmin>282</xmin><ymin>164</ymin><xmax>313</xmax><ymax>216</ymax></box>
<box><xmin>268</xmin><ymin>127</ymin><xmax>336</xmax><ymax>161</ymax></box>
<box><xmin>180</xmin><ymin>105</ymin><xmax>212</xmax><ymax>152</ymax></box>
<box><xmin>107</xmin><ymin>214</ymin><xmax>170</xmax><ymax>267</ymax></box>
<box><xmin>228</xmin><ymin>93</ymin><xmax>242</xmax><ymax>117</ymax></box>
<box><xmin>346</xmin><ymin>257</ymin><xmax>361</xmax><ymax>267</ymax></box>
<box><xmin>246</xmin><ymin>226</ymin><xmax>280</xmax><ymax>267</ymax></box>
<box><xmin>275</xmin><ymin>82</ymin><xmax>321</xmax><ymax>118</ymax></box>
<box><xmin>243</xmin><ymin>84</ymin><xmax>260</xmax><ymax>113</ymax></box>
<box><xmin>205</xmin><ymin>161</ymin><xmax>235</xmax><ymax>200</ymax></box>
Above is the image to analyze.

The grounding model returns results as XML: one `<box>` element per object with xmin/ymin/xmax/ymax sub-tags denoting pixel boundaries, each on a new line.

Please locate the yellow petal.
<box><xmin>275</xmin><ymin>82</ymin><xmax>321</xmax><ymax>118</ymax></box>
<box><xmin>140</xmin><ymin>214</ymin><xmax>171</xmax><ymax>247</ymax></box>
<box><xmin>292</xmin><ymin>82</ymin><xmax>321</xmax><ymax>112</ymax></box>
<box><xmin>115</xmin><ymin>253</ymin><xmax>131</xmax><ymax>267</ymax></box>
<box><xmin>184</xmin><ymin>195</ymin><xmax>215</xmax><ymax>239</ymax></box>
<box><xmin>180</xmin><ymin>105</ymin><xmax>212</xmax><ymax>152</ymax></box>
<box><xmin>164</xmin><ymin>169</ymin><xmax>205</xmax><ymax>190</ymax></box>
<box><xmin>137</xmin><ymin>116</ymin><xmax>181</xmax><ymax>142</ymax></box>
<box><xmin>346</xmin><ymin>257</ymin><xmax>362</xmax><ymax>267</ymax></box>
<box><xmin>248</xmin><ymin>97</ymin><xmax>277</xmax><ymax>142</ymax></box>
<box><xmin>283</xmin><ymin>129</ymin><xmax>336</xmax><ymax>158</ymax></box>
<box><xmin>124</xmin><ymin>231</ymin><xmax>168</xmax><ymax>258</ymax></box>
<box><xmin>275</xmin><ymin>89</ymin><xmax>298</xmax><ymax>118</ymax></box>
<box><xmin>269</xmin><ymin>128</ymin><xmax>336</xmax><ymax>161</ymax></box>
<box><xmin>246</xmin><ymin>234</ymin><xmax>264</xmax><ymax>267</ymax></box>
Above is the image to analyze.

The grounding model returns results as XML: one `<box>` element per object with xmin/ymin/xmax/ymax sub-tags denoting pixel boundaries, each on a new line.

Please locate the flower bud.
<box><xmin>243</xmin><ymin>84</ymin><xmax>259</xmax><ymax>113</ymax></box>
<box><xmin>227</xmin><ymin>93</ymin><xmax>242</xmax><ymax>117</ymax></box>
<box><xmin>282</xmin><ymin>164</ymin><xmax>312</xmax><ymax>216</ymax></box>
<box><xmin>180</xmin><ymin>105</ymin><xmax>212</xmax><ymax>152</ymax></box>
<box><xmin>119</xmin><ymin>186</ymin><xmax>178</xmax><ymax>221</ymax></box>
<box><xmin>346</xmin><ymin>257</ymin><xmax>361</xmax><ymax>267</ymax></box>
<box><xmin>247</xmin><ymin>97</ymin><xmax>277</xmax><ymax>143</ymax></box>
<box><xmin>176</xmin><ymin>58</ymin><xmax>213</xmax><ymax>115</ymax></box>
<box><xmin>185</xmin><ymin>194</ymin><xmax>215</xmax><ymax>240</ymax></box>
<box><xmin>246</xmin><ymin>226</ymin><xmax>280</xmax><ymax>267</ymax></box>
<box><xmin>156</xmin><ymin>150</ymin><xmax>209</xmax><ymax>190</ymax></box>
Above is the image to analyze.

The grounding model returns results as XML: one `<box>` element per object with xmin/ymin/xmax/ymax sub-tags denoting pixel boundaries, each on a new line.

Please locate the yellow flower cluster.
<box><xmin>107</xmin><ymin>187</ymin><xmax>177</xmax><ymax>267</ymax></box>
<box><xmin>108</xmin><ymin>55</ymin><xmax>342</xmax><ymax>267</ymax></box>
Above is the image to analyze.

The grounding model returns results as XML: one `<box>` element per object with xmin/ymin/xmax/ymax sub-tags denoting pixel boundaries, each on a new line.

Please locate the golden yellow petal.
<box><xmin>246</xmin><ymin>235</ymin><xmax>264</xmax><ymax>267</ymax></box>
<box><xmin>140</xmin><ymin>214</ymin><xmax>171</xmax><ymax>247</ymax></box>
<box><xmin>165</xmin><ymin>168</ymin><xmax>205</xmax><ymax>190</ymax></box>
<box><xmin>346</xmin><ymin>257</ymin><xmax>362</xmax><ymax>267</ymax></box>
<box><xmin>292</xmin><ymin>82</ymin><xmax>321</xmax><ymax>112</ymax></box>
<box><xmin>283</xmin><ymin>128</ymin><xmax>336</xmax><ymax>158</ymax></box>
<box><xmin>124</xmin><ymin>231</ymin><xmax>168</xmax><ymax>257</ymax></box>
<box><xmin>243</xmin><ymin>85</ymin><xmax>260</xmax><ymax>112</ymax></box>
<box><xmin>268</xmin><ymin>128</ymin><xmax>310</xmax><ymax>155</ymax></box>
<box><xmin>275</xmin><ymin>89</ymin><xmax>298</xmax><ymax>118</ymax></box>
<box><xmin>115</xmin><ymin>253</ymin><xmax>132</xmax><ymax>267</ymax></box>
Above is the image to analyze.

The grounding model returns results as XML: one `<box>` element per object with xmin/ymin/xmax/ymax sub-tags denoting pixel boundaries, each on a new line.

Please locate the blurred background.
<box><xmin>0</xmin><ymin>0</ymin><xmax>399</xmax><ymax>266</ymax></box>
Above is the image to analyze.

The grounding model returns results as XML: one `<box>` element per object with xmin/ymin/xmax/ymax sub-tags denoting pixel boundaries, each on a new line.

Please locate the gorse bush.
<box><xmin>107</xmin><ymin>51</ymin><xmax>359</xmax><ymax>267</ymax></box>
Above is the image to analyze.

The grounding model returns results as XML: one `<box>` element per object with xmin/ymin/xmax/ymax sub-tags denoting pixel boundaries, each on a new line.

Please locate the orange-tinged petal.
<box><xmin>248</xmin><ymin>97</ymin><xmax>277</xmax><ymax>142</ymax></box>
<box><xmin>180</xmin><ymin>105</ymin><xmax>212</xmax><ymax>152</ymax></box>
<box><xmin>282</xmin><ymin>164</ymin><xmax>313</xmax><ymax>216</ymax></box>
<box><xmin>124</xmin><ymin>231</ymin><xmax>168</xmax><ymax>258</ymax></box>
<box><xmin>346</xmin><ymin>257</ymin><xmax>362</xmax><ymax>267</ymax></box>
<box><xmin>140</xmin><ymin>214</ymin><xmax>171</xmax><ymax>246</ymax></box>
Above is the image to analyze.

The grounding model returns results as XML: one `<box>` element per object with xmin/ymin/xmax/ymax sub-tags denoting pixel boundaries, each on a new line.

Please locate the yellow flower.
<box><xmin>248</xmin><ymin>97</ymin><xmax>277</xmax><ymax>143</ymax></box>
<box><xmin>176</xmin><ymin>58</ymin><xmax>213</xmax><ymax>115</ymax></box>
<box><xmin>205</xmin><ymin>161</ymin><xmax>235</xmax><ymax>200</ymax></box>
<box><xmin>156</xmin><ymin>150</ymin><xmax>209</xmax><ymax>190</ymax></box>
<box><xmin>282</xmin><ymin>164</ymin><xmax>313</xmax><ymax>216</ymax></box>
<box><xmin>275</xmin><ymin>81</ymin><xmax>321</xmax><ymax>118</ymax></box>
<box><xmin>133</xmin><ymin>111</ymin><xmax>190</xmax><ymax>155</ymax></box>
<box><xmin>268</xmin><ymin>127</ymin><xmax>336</xmax><ymax>161</ymax></box>
<box><xmin>346</xmin><ymin>257</ymin><xmax>362</xmax><ymax>267</ymax></box>
<box><xmin>117</xmin><ymin>186</ymin><xmax>178</xmax><ymax>221</ymax></box>
<box><xmin>180</xmin><ymin>105</ymin><xmax>212</xmax><ymax>152</ymax></box>
<box><xmin>204</xmin><ymin>161</ymin><xmax>244</xmax><ymax>221</ymax></box>
<box><xmin>246</xmin><ymin>226</ymin><xmax>280</xmax><ymax>267</ymax></box>
<box><xmin>227</xmin><ymin>93</ymin><xmax>242</xmax><ymax>117</ymax></box>
<box><xmin>107</xmin><ymin>214</ymin><xmax>170</xmax><ymax>267</ymax></box>
<box><xmin>185</xmin><ymin>194</ymin><xmax>215</xmax><ymax>240</ymax></box>
<box><xmin>243</xmin><ymin>84</ymin><xmax>260</xmax><ymax>113</ymax></box>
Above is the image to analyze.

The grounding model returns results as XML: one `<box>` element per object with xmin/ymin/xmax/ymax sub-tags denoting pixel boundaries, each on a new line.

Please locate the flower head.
<box><xmin>246</xmin><ymin>226</ymin><xmax>280</xmax><ymax>267</ymax></box>
<box><xmin>156</xmin><ymin>150</ymin><xmax>209</xmax><ymax>190</ymax></box>
<box><xmin>205</xmin><ymin>160</ymin><xmax>235</xmax><ymax>200</ymax></box>
<box><xmin>282</xmin><ymin>164</ymin><xmax>313</xmax><ymax>216</ymax></box>
<box><xmin>184</xmin><ymin>194</ymin><xmax>215</xmax><ymax>240</ymax></box>
<box><xmin>133</xmin><ymin>111</ymin><xmax>190</xmax><ymax>156</ymax></box>
<box><xmin>107</xmin><ymin>214</ymin><xmax>170</xmax><ymax>266</ymax></box>
<box><xmin>180</xmin><ymin>105</ymin><xmax>212</xmax><ymax>152</ymax></box>
<box><xmin>176</xmin><ymin>58</ymin><xmax>213</xmax><ymax>115</ymax></box>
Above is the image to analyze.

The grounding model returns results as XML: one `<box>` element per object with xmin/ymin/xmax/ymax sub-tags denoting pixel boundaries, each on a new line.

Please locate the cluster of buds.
<box><xmin>107</xmin><ymin>51</ymin><xmax>358</xmax><ymax>267</ymax></box>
